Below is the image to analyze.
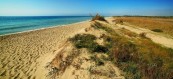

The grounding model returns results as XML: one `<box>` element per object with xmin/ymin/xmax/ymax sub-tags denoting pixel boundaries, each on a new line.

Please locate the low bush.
<box><xmin>151</xmin><ymin>29</ymin><xmax>163</xmax><ymax>32</ymax></box>
<box><xmin>70</xmin><ymin>34</ymin><xmax>96</xmax><ymax>48</ymax></box>
<box><xmin>70</xmin><ymin>34</ymin><xmax>108</xmax><ymax>53</ymax></box>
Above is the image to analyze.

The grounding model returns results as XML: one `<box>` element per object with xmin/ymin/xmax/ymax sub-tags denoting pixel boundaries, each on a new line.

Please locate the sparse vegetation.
<box><xmin>91</xmin><ymin>14</ymin><xmax>107</xmax><ymax>22</ymax></box>
<box><xmin>91</xmin><ymin>21</ymin><xmax>173</xmax><ymax>79</ymax></box>
<box><xmin>120</xmin><ymin>28</ymin><xmax>137</xmax><ymax>37</ymax></box>
<box><xmin>113</xmin><ymin>16</ymin><xmax>173</xmax><ymax>36</ymax></box>
<box><xmin>69</xmin><ymin>20</ymin><xmax>173</xmax><ymax>79</ymax></box>
<box><xmin>91</xmin><ymin>21</ymin><xmax>117</xmax><ymax>35</ymax></box>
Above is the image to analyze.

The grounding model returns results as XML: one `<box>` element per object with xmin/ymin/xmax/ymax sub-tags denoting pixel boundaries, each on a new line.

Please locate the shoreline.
<box><xmin>0</xmin><ymin>20</ymin><xmax>90</xmax><ymax>37</ymax></box>
<box><xmin>0</xmin><ymin>20</ymin><xmax>91</xmax><ymax>79</ymax></box>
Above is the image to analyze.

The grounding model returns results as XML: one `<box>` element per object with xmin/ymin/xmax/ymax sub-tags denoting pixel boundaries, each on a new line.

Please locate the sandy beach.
<box><xmin>0</xmin><ymin>21</ymin><xmax>90</xmax><ymax>79</ymax></box>
<box><xmin>1</xmin><ymin>17</ymin><xmax>173</xmax><ymax>79</ymax></box>
<box><xmin>1</xmin><ymin>0</ymin><xmax>173</xmax><ymax>78</ymax></box>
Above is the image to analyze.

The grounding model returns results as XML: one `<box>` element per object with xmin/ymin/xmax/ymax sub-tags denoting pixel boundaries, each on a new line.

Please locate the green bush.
<box><xmin>70</xmin><ymin>34</ymin><xmax>96</xmax><ymax>48</ymax></box>
<box><xmin>92</xmin><ymin>45</ymin><xmax>108</xmax><ymax>53</ymax></box>
<box><xmin>70</xmin><ymin>34</ymin><xmax>108</xmax><ymax>53</ymax></box>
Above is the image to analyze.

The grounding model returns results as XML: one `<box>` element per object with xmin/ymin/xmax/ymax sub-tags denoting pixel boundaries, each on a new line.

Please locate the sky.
<box><xmin>0</xmin><ymin>0</ymin><xmax>173</xmax><ymax>16</ymax></box>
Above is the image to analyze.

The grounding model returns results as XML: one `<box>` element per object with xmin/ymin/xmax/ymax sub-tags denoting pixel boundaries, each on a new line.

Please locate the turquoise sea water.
<box><xmin>0</xmin><ymin>16</ymin><xmax>91</xmax><ymax>35</ymax></box>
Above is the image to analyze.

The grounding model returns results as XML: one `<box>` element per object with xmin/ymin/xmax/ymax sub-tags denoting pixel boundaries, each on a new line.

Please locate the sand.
<box><xmin>0</xmin><ymin>21</ymin><xmax>90</xmax><ymax>79</ymax></box>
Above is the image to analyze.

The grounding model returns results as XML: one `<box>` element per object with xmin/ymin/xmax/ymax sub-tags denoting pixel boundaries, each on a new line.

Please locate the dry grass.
<box><xmin>119</xmin><ymin>28</ymin><xmax>137</xmax><ymax>37</ymax></box>
<box><xmin>113</xmin><ymin>17</ymin><xmax>173</xmax><ymax>36</ymax></box>
<box><xmin>91</xmin><ymin>21</ymin><xmax>173</xmax><ymax>79</ymax></box>
<box><xmin>91</xmin><ymin>14</ymin><xmax>107</xmax><ymax>22</ymax></box>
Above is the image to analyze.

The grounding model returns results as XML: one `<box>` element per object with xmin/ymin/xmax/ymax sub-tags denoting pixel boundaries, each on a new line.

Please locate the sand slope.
<box><xmin>0</xmin><ymin>21</ymin><xmax>90</xmax><ymax>79</ymax></box>
<box><xmin>48</xmin><ymin>21</ymin><xmax>124</xmax><ymax>79</ymax></box>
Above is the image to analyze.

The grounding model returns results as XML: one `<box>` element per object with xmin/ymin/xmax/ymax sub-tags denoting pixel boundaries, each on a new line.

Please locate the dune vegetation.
<box><xmin>113</xmin><ymin>16</ymin><xmax>173</xmax><ymax>36</ymax></box>
<box><xmin>91</xmin><ymin>21</ymin><xmax>173</xmax><ymax>79</ymax></box>
<box><xmin>70</xmin><ymin>15</ymin><xmax>173</xmax><ymax>79</ymax></box>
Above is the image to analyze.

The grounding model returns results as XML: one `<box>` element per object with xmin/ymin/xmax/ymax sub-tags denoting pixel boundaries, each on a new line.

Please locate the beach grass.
<box><xmin>90</xmin><ymin>21</ymin><xmax>173</xmax><ymax>79</ymax></box>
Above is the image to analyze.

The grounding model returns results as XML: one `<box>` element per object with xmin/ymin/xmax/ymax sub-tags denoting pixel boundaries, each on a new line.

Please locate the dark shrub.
<box><xmin>92</xmin><ymin>45</ymin><xmax>108</xmax><ymax>53</ymax></box>
<box><xmin>151</xmin><ymin>29</ymin><xmax>163</xmax><ymax>32</ymax></box>
<box><xmin>91</xmin><ymin>14</ymin><xmax>107</xmax><ymax>22</ymax></box>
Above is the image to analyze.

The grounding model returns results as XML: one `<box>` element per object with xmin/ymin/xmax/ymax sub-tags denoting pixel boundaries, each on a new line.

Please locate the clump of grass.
<box><xmin>91</xmin><ymin>14</ymin><xmax>107</xmax><ymax>22</ymax></box>
<box><xmin>139</xmin><ymin>32</ymin><xmax>147</xmax><ymax>38</ymax></box>
<box><xmin>70</xmin><ymin>34</ymin><xmax>108</xmax><ymax>53</ymax></box>
<box><xmin>151</xmin><ymin>29</ymin><xmax>163</xmax><ymax>32</ymax></box>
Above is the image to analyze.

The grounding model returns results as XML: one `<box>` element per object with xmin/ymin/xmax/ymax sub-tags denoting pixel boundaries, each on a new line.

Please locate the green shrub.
<box><xmin>151</xmin><ymin>29</ymin><xmax>163</xmax><ymax>32</ymax></box>
<box><xmin>92</xmin><ymin>45</ymin><xmax>108</xmax><ymax>53</ymax></box>
<box><xmin>70</xmin><ymin>34</ymin><xmax>108</xmax><ymax>53</ymax></box>
<box><xmin>70</xmin><ymin>34</ymin><xmax>96</xmax><ymax>49</ymax></box>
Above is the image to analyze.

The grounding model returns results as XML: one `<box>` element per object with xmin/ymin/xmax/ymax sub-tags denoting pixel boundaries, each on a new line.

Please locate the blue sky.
<box><xmin>0</xmin><ymin>0</ymin><xmax>173</xmax><ymax>16</ymax></box>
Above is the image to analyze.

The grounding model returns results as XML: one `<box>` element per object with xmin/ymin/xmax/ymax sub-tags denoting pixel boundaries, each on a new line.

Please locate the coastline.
<box><xmin>0</xmin><ymin>20</ymin><xmax>91</xmax><ymax>79</ymax></box>
<box><xmin>0</xmin><ymin>20</ymin><xmax>90</xmax><ymax>37</ymax></box>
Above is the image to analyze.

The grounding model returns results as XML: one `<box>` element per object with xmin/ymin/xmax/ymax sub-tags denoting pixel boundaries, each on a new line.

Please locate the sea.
<box><xmin>0</xmin><ymin>16</ymin><xmax>91</xmax><ymax>35</ymax></box>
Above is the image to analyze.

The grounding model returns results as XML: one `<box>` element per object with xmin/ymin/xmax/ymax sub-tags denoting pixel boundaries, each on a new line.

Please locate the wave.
<box><xmin>0</xmin><ymin>25</ymin><xmax>38</xmax><ymax>31</ymax></box>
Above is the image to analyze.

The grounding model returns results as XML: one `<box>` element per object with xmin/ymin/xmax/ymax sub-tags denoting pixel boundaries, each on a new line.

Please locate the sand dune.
<box><xmin>0</xmin><ymin>21</ymin><xmax>90</xmax><ymax>79</ymax></box>
<box><xmin>107</xmin><ymin>17</ymin><xmax>173</xmax><ymax>49</ymax></box>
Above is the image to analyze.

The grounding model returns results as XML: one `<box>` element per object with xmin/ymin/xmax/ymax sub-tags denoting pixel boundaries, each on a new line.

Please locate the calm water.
<box><xmin>0</xmin><ymin>16</ymin><xmax>91</xmax><ymax>35</ymax></box>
